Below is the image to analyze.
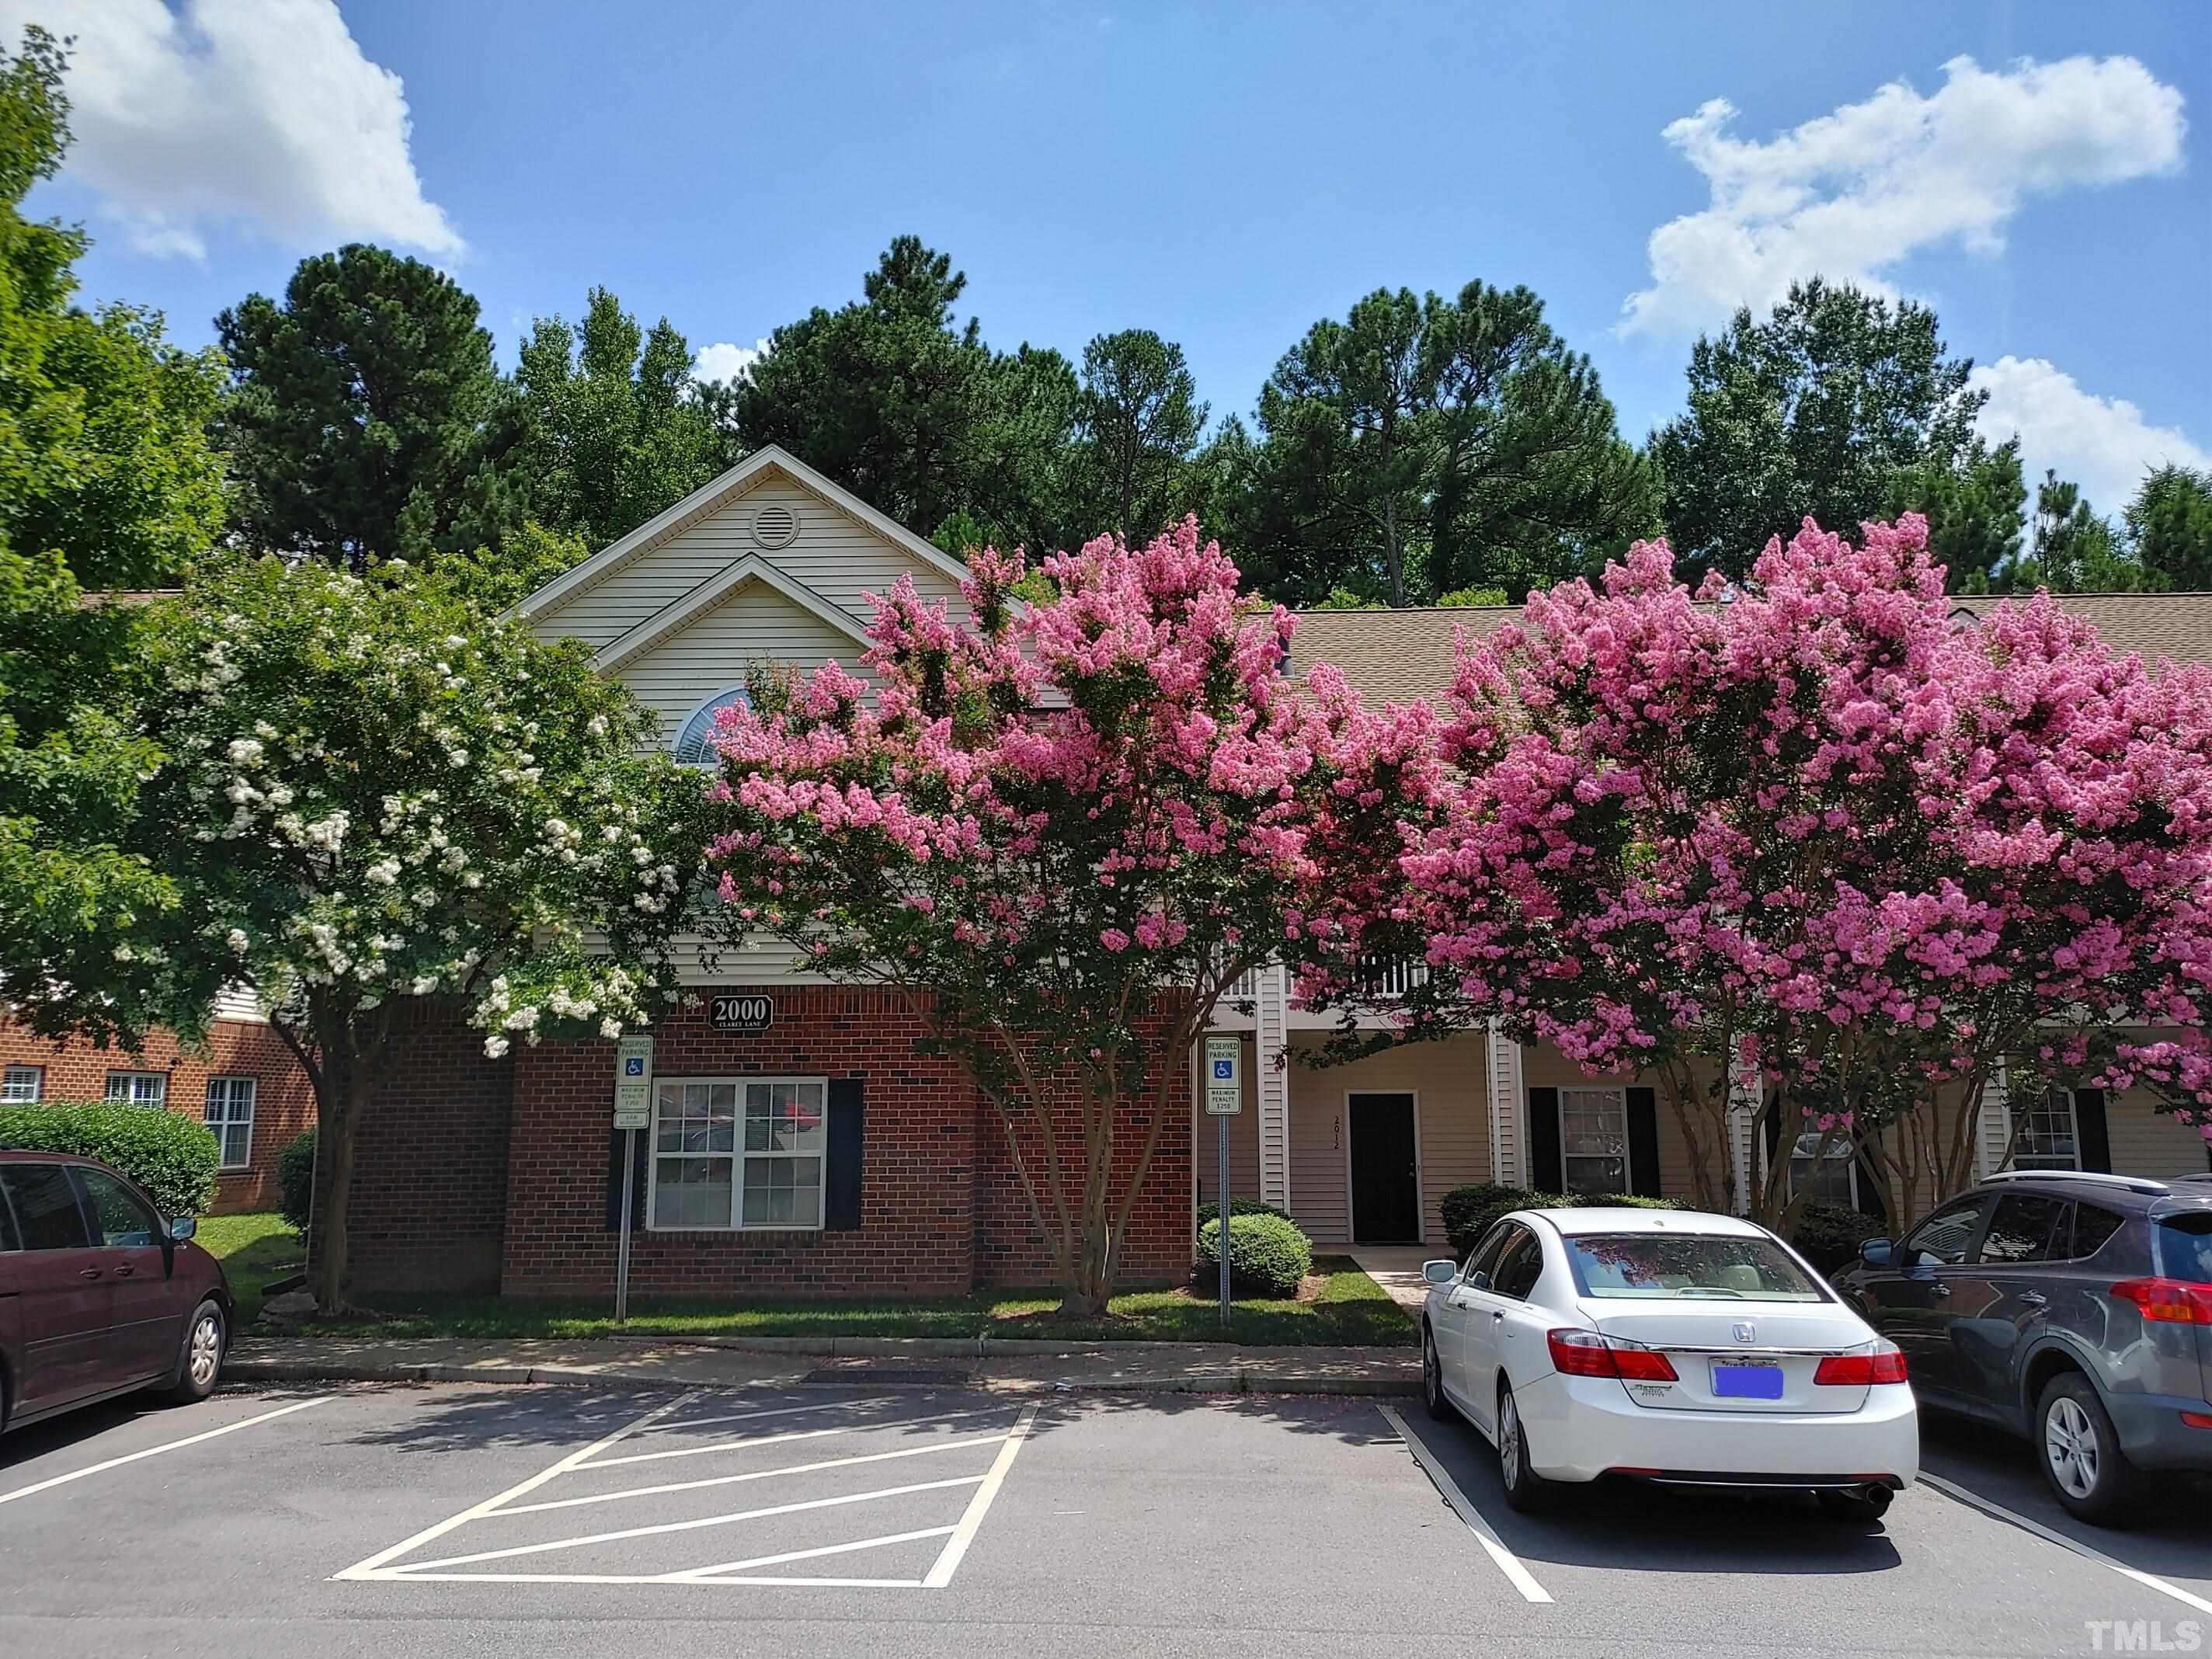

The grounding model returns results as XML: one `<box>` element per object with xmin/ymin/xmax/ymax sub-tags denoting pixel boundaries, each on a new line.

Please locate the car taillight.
<box><xmin>1814</xmin><ymin>1342</ymin><xmax>1909</xmax><ymax>1386</ymax></box>
<box><xmin>1546</xmin><ymin>1328</ymin><xmax>1679</xmax><ymax>1382</ymax></box>
<box><xmin>2111</xmin><ymin>1278</ymin><xmax>2212</xmax><ymax>1324</ymax></box>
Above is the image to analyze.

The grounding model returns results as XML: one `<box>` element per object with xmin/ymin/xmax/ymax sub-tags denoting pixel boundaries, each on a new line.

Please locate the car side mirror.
<box><xmin>1858</xmin><ymin>1237</ymin><xmax>1892</xmax><ymax>1268</ymax></box>
<box><xmin>1422</xmin><ymin>1259</ymin><xmax>1457</xmax><ymax>1285</ymax></box>
<box><xmin>167</xmin><ymin>1216</ymin><xmax>197</xmax><ymax>1243</ymax></box>
<box><xmin>1466</xmin><ymin>1270</ymin><xmax>1492</xmax><ymax>1292</ymax></box>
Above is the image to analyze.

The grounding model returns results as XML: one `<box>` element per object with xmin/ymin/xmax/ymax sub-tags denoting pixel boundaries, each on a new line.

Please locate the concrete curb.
<box><xmin>223</xmin><ymin>1355</ymin><xmax>1421</xmax><ymax>1399</ymax></box>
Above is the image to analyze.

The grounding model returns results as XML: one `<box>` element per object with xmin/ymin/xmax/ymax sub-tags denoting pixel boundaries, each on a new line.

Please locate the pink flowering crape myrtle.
<box><xmin>703</xmin><ymin>519</ymin><xmax>1429</xmax><ymax>1316</ymax></box>
<box><xmin>1387</xmin><ymin>515</ymin><xmax>2212</xmax><ymax>1228</ymax></box>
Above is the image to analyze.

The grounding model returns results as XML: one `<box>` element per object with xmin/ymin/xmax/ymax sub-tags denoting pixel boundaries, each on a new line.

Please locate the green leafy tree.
<box><xmin>961</xmin><ymin>339</ymin><xmax>1080</xmax><ymax>556</ymax></box>
<box><xmin>1238</xmin><ymin>283</ymin><xmax>1652</xmax><ymax>606</ymax></box>
<box><xmin>2126</xmin><ymin>464</ymin><xmax>2212</xmax><ymax>590</ymax></box>
<box><xmin>1069</xmin><ymin>329</ymin><xmax>1209</xmax><ymax>539</ymax></box>
<box><xmin>0</xmin><ymin>29</ymin><xmax>225</xmax><ymax>1023</ymax></box>
<box><xmin>510</xmin><ymin>287</ymin><xmax>730</xmax><ymax>549</ymax></box>
<box><xmin>1652</xmin><ymin>279</ymin><xmax>1983</xmax><ymax>579</ymax></box>
<box><xmin>2013</xmin><ymin>471</ymin><xmax>2144</xmax><ymax>593</ymax></box>
<box><xmin>1890</xmin><ymin>436</ymin><xmax>2026</xmax><ymax>593</ymax></box>
<box><xmin>729</xmin><ymin>238</ymin><xmax>998</xmax><ymax>537</ymax></box>
<box><xmin>92</xmin><ymin>558</ymin><xmax>705</xmax><ymax>1308</ymax></box>
<box><xmin>215</xmin><ymin>245</ymin><xmax>518</xmax><ymax>567</ymax></box>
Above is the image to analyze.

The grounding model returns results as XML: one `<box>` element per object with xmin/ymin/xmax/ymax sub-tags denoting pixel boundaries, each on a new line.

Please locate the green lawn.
<box><xmin>194</xmin><ymin>1211</ymin><xmax>305</xmax><ymax>1325</ymax></box>
<box><xmin>275</xmin><ymin>1254</ymin><xmax>1415</xmax><ymax>1348</ymax></box>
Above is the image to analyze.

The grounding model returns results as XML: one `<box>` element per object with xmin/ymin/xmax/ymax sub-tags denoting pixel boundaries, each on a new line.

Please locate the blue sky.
<box><xmin>12</xmin><ymin>0</ymin><xmax>2210</xmax><ymax>516</ymax></box>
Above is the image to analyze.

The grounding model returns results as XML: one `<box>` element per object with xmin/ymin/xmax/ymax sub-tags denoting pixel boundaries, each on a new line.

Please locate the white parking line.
<box><xmin>664</xmin><ymin>1525</ymin><xmax>958</xmax><ymax>1582</ymax></box>
<box><xmin>582</xmin><ymin>1403</ymin><xmax>1019</xmax><ymax>1470</ymax></box>
<box><xmin>922</xmin><ymin>1403</ymin><xmax>1036</xmax><ymax>1589</ymax></box>
<box><xmin>334</xmin><ymin>1391</ymin><xmax>697</xmax><ymax>1581</ymax></box>
<box><xmin>383</xmin><ymin>1473</ymin><xmax>988</xmax><ymax>1574</ymax></box>
<box><xmin>628</xmin><ymin>1395</ymin><xmax>901</xmax><ymax>1437</ymax></box>
<box><xmin>1377</xmin><ymin>1405</ymin><xmax>1554</xmax><ymax>1605</ymax></box>
<box><xmin>0</xmin><ymin>1396</ymin><xmax>329</xmax><ymax>1509</ymax></box>
<box><xmin>1919</xmin><ymin>1473</ymin><xmax>2212</xmax><ymax>1618</ymax></box>
<box><xmin>495</xmin><ymin>1430</ymin><xmax>1017</xmax><ymax>1516</ymax></box>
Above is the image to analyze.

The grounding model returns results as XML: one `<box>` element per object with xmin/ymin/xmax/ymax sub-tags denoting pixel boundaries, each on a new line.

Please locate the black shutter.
<box><xmin>604</xmin><ymin>1127</ymin><xmax>647</xmax><ymax>1232</ymax></box>
<box><xmin>825</xmin><ymin>1076</ymin><xmax>864</xmax><ymax>1231</ymax></box>
<box><xmin>2073</xmin><ymin>1089</ymin><xmax>2111</xmax><ymax>1174</ymax></box>
<box><xmin>1527</xmin><ymin>1087</ymin><xmax>1562</xmax><ymax>1194</ymax></box>
<box><xmin>1625</xmin><ymin>1087</ymin><xmax>1661</xmax><ymax>1198</ymax></box>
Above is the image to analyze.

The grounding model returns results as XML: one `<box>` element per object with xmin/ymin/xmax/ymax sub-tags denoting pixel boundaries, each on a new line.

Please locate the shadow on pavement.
<box><xmin>1918</xmin><ymin>1410</ymin><xmax>2212</xmax><ymax>1589</ymax></box>
<box><xmin>1396</xmin><ymin>1406</ymin><xmax>1908</xmax><ymax>1577</ymax></box>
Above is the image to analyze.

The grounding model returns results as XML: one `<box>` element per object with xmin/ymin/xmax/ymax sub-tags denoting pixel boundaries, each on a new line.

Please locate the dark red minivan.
<box><xmin>0</xmin><ymin>1149</ymin><xmax>231</xmax><ymax>1435</ymax></box>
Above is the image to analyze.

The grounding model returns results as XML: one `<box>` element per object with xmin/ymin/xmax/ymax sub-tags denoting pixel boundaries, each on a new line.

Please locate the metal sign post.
<box><xmin>1202</xmin><ymin>1035</ymin><xmax>1243</xmax><ymax>1328</ymax></box>
<box><xmin>611</xmin><ymin>1034</ymin><xmax>655</xmax><ymax>1325</ymax></box>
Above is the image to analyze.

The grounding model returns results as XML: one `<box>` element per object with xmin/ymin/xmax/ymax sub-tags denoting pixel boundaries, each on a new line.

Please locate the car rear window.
<box><xmin>2156</xmin><ymin>1214</ymin><xmax>2212</xmax><ymax>1284</ymax></box>
<box><xmin>2071</xmin><ymin>1203</ymin><xmax>2127</xmax><ymax>1260</ymax></box>
<box><xmin>1565</xmin><ymin>1233</ymin><xmax>1828</xmax><ymax>1302</ymax></box>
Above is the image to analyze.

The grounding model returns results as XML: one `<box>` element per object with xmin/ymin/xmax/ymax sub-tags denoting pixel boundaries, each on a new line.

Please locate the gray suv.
<box><xmin>1832</xmin><ymin>1169</ymin><xmax>2212</xmax><ymax>1524</ymax></box>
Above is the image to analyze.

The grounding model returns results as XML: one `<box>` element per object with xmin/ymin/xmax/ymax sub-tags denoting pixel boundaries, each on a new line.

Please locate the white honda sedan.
<box><xmin>1421</xmin><ymin>1207</ymin><xmax>1918</xmax><ymax>1521</ymax></box>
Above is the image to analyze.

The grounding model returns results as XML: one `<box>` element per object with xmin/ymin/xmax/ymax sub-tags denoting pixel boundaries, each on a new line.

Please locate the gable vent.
<box><xmin>753</xmin><ymin>503</ymin><xmax>800</xmax><ymax>549</ymax></box>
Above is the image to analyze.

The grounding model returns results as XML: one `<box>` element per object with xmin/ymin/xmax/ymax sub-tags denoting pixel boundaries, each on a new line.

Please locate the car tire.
<box><xmin>2036</xmin><ymin>1372</ymin><xmax>2141</xmax><ymax>1525</ymax></box>
<box><xmin>163</xmin><ymin>1298</ymin><xmax>226</xmax><ymax>1405</ymax></box>
<box><xmin>1422</xmin><ymin>1326</ymin><xmax>1456</xmax><ymax>1422</ymax></box>
<box><xmin>1817</xmin><ymin>1487</ymin><xmax>1893</xmax><ymax>1524</ymax></box>
<box><xmin>1496</xmin><ymin>1382</ymin><xmax>1553</xmax><ymax>1513</ymax></box>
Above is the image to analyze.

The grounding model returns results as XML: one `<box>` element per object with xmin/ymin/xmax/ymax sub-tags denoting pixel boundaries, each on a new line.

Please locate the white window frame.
<box><xmin>671</xmin><ymin>687</ymin><xmax>750</xmax><ymax>768</ymax></box>
<box><xmin>646</xmin><ymin>1075</ymin><xmax>830</xmax><ymax>1232</ymax></box>
<box><xmin>2</xmin><ymin>1064</ymin><xmax>41</xmax><ymax>1103</ymax></box>
<box><xmin>1788</xmin><ymin>1130</ymin><xmax>1859</xmax><ymax>1207</ymax></box>
<box><xmin>2013</xmin><ymin>1090</ymin><xmax>2082</xmax><ymax>1171</ymax></box>
<box><xmin>105</xmin><ymin>1071</ymin><xmax>168</xmax><ymax>1109</ymax></box>
<box><xmin>203</xmin><ymin>1076</ymin><xmax>257</xmax><ymax>1170</ymax></box>
<box><xmin>1558</xmin><ymin>1086</ymin><xmax>1631</xmax><ymax>1197</ymax></box>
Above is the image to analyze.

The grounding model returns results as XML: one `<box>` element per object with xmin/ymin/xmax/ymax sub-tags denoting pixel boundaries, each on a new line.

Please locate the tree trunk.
<box><xmin>1062</xmin><ymin>1212</ymin><xmax>1115</xmax><ymax>1318</ymax></box>
<box><xmin>309</xmin><ymin>1038</ymin><xmax>370</xmax><ymax>1315</ymax></box>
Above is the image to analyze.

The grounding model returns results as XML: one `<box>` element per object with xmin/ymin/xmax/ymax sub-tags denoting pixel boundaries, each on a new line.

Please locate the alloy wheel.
<box><xmin>1500</xmin><ymin>1389</ymin><xmax>1522</xmax><ymax>1489</ymax></box>
<box><xmin>188</xmin><ymin>1312</ymin><xmax>222</xmax><ymax>1387</ymax></box>
<box><xmin>2045</xmin><ymin>1395</ymin><xmax>2100</xmax><ymax>1500</ymax></box>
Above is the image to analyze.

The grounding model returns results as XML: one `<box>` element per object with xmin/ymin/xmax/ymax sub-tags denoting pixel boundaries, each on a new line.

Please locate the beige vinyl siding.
<box><xmin>534</xmin><ymin>476</ymin><xmax>967</xmax><ymax>650</ymax></box>
<box><xmin>2104</xmin><ymin>1089</ymin><xmax>2210</xmax><ymax>1179</ymax></box>
<box><xmin>614</xmin><ymin>583</ymin><xmax>871</xmax><ymax>747</ymax></box>
<box><xmin>1193</xmin><ymin>1035</ymin><xmax>1261</xmax><ymax>1213</ymax></box>
<box><xmin>1284</xmin><ymin>1035</ymin><xmax>1488</xmax><ymax>1247</ymax></box>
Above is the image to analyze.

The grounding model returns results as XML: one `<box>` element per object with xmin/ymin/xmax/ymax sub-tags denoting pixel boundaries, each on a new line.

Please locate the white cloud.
<box><xmin>692</xmin><ymin>339</ymin><xmax>770</xmax><ymax>385</ymax></box>
<box><xmin>1970</xmin><ymin>356</ymin><xmax>2210</xmax><ymax>514</ymax></box>
<box><xmin>1</xmin><ymin>0</ymin><xmax>461</xmax><ymax>260</ymax></box>
<box><xmin>1622</xmin><ymin>55</ymin><xmax>2185</xmax><ymax>339</ymax></box>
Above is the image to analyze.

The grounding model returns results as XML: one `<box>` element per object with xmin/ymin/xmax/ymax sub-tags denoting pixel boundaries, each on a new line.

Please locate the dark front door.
<box><xmin>1349</xmin><ymin>1093</ymin><xmax>1420</xmax><ymax>1243</ymax></box>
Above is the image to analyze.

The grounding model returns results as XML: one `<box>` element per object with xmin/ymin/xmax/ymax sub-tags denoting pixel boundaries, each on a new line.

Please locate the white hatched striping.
<box><xmin>663</xmin><ymin>1525</ymin><xmax>957</xmax><ymax>1582</ymax></box>
<box><xmin>579</xmin><ymin>1403</ymin><xmax>1020</xmax><ymax>1471</ymax></box>
<box><xmin>494</xmin><ymin>1431</ymin><xmax>1014</xmax><ymax>1516</ymax></box>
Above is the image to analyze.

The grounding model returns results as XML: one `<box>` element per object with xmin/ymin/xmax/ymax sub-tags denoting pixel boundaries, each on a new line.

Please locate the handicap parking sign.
<box><xmin>1212</xmin><ymin>1059</ymin><xmax>1233</xmax><ymax>1079</ymax></box>
<box><xmin>624</xmin><ymin>1056</ymin><xmax>645</xmax><ymax>1076</ymax></box>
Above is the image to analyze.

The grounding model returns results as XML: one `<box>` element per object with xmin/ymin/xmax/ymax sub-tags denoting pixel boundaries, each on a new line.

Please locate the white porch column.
<box><xmin>1255</xmin><ymin>963</ymin><xmax>1292</xmax><ymax>1212</ymax></box>
<box><xmin>1974</xmin><ymin>1061</ymin><xmax>2013</xmax><ymax>1181</ymax></box>
<box><xmin>1728</xmin><ymin>1063</ymin><xmax>1761</xmax><ymax>1216</ymax></box>
<box><xmin>1485</xmin><ymin>1019</ymin><xmax>1525</xmax><ymax>1185</ymax></box>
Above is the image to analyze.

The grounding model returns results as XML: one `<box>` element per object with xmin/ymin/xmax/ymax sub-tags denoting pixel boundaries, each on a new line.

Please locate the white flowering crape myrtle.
<box><xmin>125</xmin><ymin>555</ymin><xmax>710</xmax><ymax>1306</ymax></box>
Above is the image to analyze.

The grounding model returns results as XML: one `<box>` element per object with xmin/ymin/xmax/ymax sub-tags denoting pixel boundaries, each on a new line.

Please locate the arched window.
<box><xmin>672</xmin><ymin>687</ymin><xmax>748</xmax><ymax>767</ymax></box>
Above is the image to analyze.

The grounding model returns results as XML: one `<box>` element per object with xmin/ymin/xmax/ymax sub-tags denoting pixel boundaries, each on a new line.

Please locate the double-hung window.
<box><xmin>2014</xmin><ymin>1090</ymin><xmax>2081</xmax><ymax>1170</ymax></box>
<box><xmin>105</xmin><ymin>1071</ymin><xmax>168</xmax><ymax>1109</ymax></box>
<box><xmin>2</xmin><ymin>1065</ymin><xmax>40</xmax><ymax>1103</ymax></box>
<box><xmin>1559</xmin><ymin>1087</ymin><xmax>1629</xmax><ymax>1195</ymax></box>
<box><xmin>1788</xmin><ymin>1131</ymin><xmax>1858</xmax><ymax>1205</ymax></box>
<box><xmin>204</xmin><ymin>1076</ymin><xmax>256</xmax><ymax>1170</ymax></box>
<box><xmin>649</xmin><ymin>1077</ymin><xmax>827</xmax><ymax>1230</ymax></box>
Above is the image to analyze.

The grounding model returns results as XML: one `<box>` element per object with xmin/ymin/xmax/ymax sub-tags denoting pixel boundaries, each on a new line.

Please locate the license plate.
<box><xmin>1711</xmin><ymin>1358</ymin><xmax>1784</xmax><ymax>1400</ymax></box>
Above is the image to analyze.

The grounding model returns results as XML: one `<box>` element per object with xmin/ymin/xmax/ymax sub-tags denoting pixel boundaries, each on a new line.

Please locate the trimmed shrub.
<box><xmin>1441</xmin><ymin>1185</ymin><xmax>1682</xmax><ymax>1261</ymax></box>
<box><xmin>0</xmin><ymin>1101</ymin><xmax>221</xmax><ymax>1217</ymax></box>
<box><xmin>1194</xmin><ymin>1195</ymin><xmax>1291</xmax><ymax>1235</ymax></box>
<box><xmin>277</xmin><ymin>1127</ymin><xmax>318</xmax><ymax>1234</ymax></box>
<box><xmin>1788</xmin><ymin>1201</ymin><xmax>1886</xmax><ymax>1276</ymax></box>
<box><xmin>1195</xmin><ymin>1212</ymin><xmax>1313</xmax><ymax>1299</ymax></box>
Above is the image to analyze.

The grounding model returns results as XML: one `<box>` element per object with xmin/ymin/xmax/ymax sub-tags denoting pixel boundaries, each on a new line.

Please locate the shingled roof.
<box><xmin>1289</xmin><ymin>592</ymin><xmax>2212</xmax><ymax>708</ymax></box>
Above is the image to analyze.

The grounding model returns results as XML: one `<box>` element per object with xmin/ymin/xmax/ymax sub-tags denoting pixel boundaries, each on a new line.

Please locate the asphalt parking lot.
<box><xmin>0</xmin><ymin>1379</ymin><xmax>2205</xmax><ymax>1659</ymax></box>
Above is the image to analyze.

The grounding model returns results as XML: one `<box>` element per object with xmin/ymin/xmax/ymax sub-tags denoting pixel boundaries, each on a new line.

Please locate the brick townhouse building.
<box><xmin>6</xmin><ymin>445</ymin><xmax>2208</xmax><ymax>1296</ymax></box>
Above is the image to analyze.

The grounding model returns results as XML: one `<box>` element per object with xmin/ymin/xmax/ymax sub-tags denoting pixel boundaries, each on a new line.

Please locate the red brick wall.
<box><xmin>972</xmin><ymin>1037</ymin><xmax>1195</xmax><ymax>1291</ymax></box>
<box><xmin>0</xmin><ymin>1017</ymin><xmax>315</xmax><ymax>1214</ymax></box>
<box><xmin>345</xmin><ymin>1003</ymin><xmax>513</xmax><ymax>1297</ymax></box>
<box><xmin>501</xmin><ymin>987</ymin><xmax>979</xmax><ymax>1299</ymax></box>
